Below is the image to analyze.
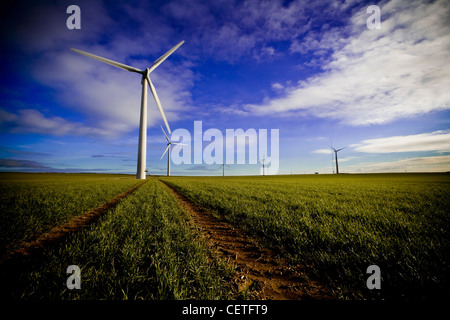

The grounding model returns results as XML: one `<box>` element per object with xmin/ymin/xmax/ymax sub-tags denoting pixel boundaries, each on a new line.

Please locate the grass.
<box><xmin>0</xmin><ymin>172</ymin><xmax>141</xmax><ymax>255</ymax></box>
<box><xmin>3</xmin><ymin>177</ymin><xmax>234</xmax><ymax>300</ymax></box>
<box><xmin>160</xmin><ymin>173</ymin><xmax>450</xmax><ymax>299</ymax></box>
<box><xmin>2</xmin><ymin>172</ymin><xmax>448</xmax><ymax>300</ymax></box>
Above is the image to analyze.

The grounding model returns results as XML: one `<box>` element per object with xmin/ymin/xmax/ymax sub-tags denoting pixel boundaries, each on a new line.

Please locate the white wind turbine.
<box><xmin>218</xmin><ymin>163</ymin><xmax>230</xmax><ymax>176</ymax></box>
<box><xmin>330</xmin><ymin>145</ymin><xmax>347</xmax><ymax>174</ymax></box>
<box><xmin>260</xmin><ymin>154</ymin><xmax>266</xmax><ymax>176</ymax></box>
<box><xmin>160</xmin><ymin>126</ymin><xmax>185</xmax><ymax>176</ymax></box>
<box><xmin>71</xmin><ymin>41</ymin><xmax>185</xmax><ymax>179</ymax></box>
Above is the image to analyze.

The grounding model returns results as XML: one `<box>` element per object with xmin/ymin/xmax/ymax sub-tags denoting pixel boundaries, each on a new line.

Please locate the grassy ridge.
<box><xmin>160</xmin><ymin>173</ymin><xmax>450</xmax><ymax>299</ymax></box>
<box><xmin>5</xmin><ymin>177</ymin><xmax>234</xmax><ymax>300</ymax></box>
<box><xmin>0</xmin><ymin>173</ymin><xmax>140</xmax><ymax>255</ymax></box>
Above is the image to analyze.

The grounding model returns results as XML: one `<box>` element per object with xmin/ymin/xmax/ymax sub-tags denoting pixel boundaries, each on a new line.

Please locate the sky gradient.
<box><xmin>1</xmin><ymin>0</ymin><xmax>449</xmax><ymax>176</ymax></box>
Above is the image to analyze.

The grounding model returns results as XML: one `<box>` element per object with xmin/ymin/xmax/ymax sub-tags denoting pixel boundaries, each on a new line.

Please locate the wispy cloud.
<box><xmin>186</xmin><ymin>165</ymin><xmax>218</xmax><ymax>171</ymax></box>
<box><xmin>244</xmin><ymin>0</ymin><xmax>450</xmax><ymax>125</ymax></box>
<box><xmin>162</xmin><ymin>0</ymin><xmax>343</xmax><ymax>63</ymax></box>
<box><xmin>0</xmin><ymin>146</ymin><xmax>49</xmax><ymax>157</ymax></box>
<box><xmin>2</xmin><ymin>1</ymin><xmax>194</xmax><ymax>139</ymax></box>
<box><xmin>271</xmin><ymin>83</ymin><xmax>284</xmax><ymax>90</ymax></box>
<box><xmin>338</xmin><ymin>156</ymin><xmax>358</xmax><ymax>163</ymax></box>
<box><xmin>312</xmin><ymin>148</ymin><xmax>331</xmax><ymax>154</ymax></box>
<box><xmin>0</xmin><ymin>158</ymin><xmax>51</xmax><ymax>169</ymax></box>
<box><xmin>28</xmin><ymin>48</ymin><xmax>194</xmax><ymax>137</ymax></box>
<box><xmin>0</xmin><ymin>108</ymin><xmax>111</xmax><ymax>137</ymax></box>
<box><xmin>0</xmin><ymin>157</ymin><xmax>127</xmax><ymax>173</ymax></box>
<box><xmin>353</xmin><ymin>130</ymin><xmax>450</xmax><ymax>153</ymax></box>
<box><xmin>345</xmin><ymin>155</ymin><xmax>450</xmax><ymax>173</ymax></box>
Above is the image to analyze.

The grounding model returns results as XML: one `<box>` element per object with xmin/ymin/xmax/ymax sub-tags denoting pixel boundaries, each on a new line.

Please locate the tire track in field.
<box><xmin>0</xmin><ymin>179</ymin><xmax>148</xmax><ymax>266</ymax></box>
<box><xmin>161</xmin><ymin>180</ymin><xmax>332</xmax><ymax>300</ymax></box>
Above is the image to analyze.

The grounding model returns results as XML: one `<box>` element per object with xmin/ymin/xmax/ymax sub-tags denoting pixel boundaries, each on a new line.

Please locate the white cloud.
<box><xmin>354</xmin><ymin>130</ymin><xmax>450</xmax><ymax>153</ymax></box>
<box><xmin>4</xmin><ymin>0</ymin><xmax>194</xmax><ymax>139</ymax></box>
<box><xmin>1</xmin><ymin>109</ymin><xmax>111</xmax><ymax>137</ymax></box>
<box><xmin>271</xmin><ymin>83</ymin><xmax>284</xmax><ymax>90</ymax></box>
<box><xmin>338</xmin><ymin>156</ymin><xmax>358</xmax><ymax>163</ymax></box>
<box><xmin>344</xmin><ymin>155</ymin><xmax>450</xmax><ymax>173</ymax></box>
<box><xmin>163</xmin><ymin>0</ymin><xmax>315</xmax><ymax>63</ymax></box>
<box><xmin>244</xmin><ymin>0</ymin><xmax>450</xmax><ymax>125</ymax></box>
<box><xmin>29</xmin><ymin>46</ymin><xmax>193</xmax><ymax>138</ymax></box>
<box><xmin>312</xmin><ymin>148</ymin><xmax>331</xmax><ymax>154</ymax></box>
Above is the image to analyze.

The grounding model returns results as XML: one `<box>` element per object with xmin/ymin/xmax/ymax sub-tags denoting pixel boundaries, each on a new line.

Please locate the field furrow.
<box><xmin>1</xmin><ymin>172</ymin><xmax>448</xmax><ymax>301</ymax></box>
<box><xmin>0</xmin><ymin>179</ymin><xmax>147</xmax><ymax>264</ymax></box>
<box><xmin>159</xmin><ymin>173</ymin><xmax>450</xmax><ymax>300</ymax></box>
<box><xmin>162</xmin><ymin>180</ymin><xmax>332</xmax><ymax>300</ymax></box>
<box><xmin>1</xmin><ymin>176</ymin><xmax>234</xmax><ymax>300</ymax></box>
<box><xmin>0</xmin><ymin>173</ymin><xmax>142</xmax><ymax>255</ymax></box>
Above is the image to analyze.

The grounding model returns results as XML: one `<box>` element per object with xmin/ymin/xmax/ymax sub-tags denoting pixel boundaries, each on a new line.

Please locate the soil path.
<box><xmin>161</xmin><ymin>181</ymin><xmax>332</xmax><ymax>300</ymax></box>
<box><xmin>0</xmin><ymin>180</ymin><xmax>148</xmax><ymax>265</ymax></box>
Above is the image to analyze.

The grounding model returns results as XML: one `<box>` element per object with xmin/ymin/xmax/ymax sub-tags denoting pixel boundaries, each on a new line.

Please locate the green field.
<box><xmin>1</xmin><ymin>172</ymin><xmax>449</xmax><ymax>300</ymax></box>
<box><xmin>3</xmin><ymin>176</ymin><xmax>233</xmax><ymax>299</ymax></box>
<box><xmin>160</xmin><ymin>173</ymin><xmax>450</xmax><ymax>299</ymax></box>
<box><xmin>0</xmin><ymin>173</ymin><xmax>141</xmax><ymax>255</ymax></box>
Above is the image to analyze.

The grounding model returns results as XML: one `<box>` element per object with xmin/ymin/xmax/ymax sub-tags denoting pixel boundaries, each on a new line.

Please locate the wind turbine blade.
<box><xmin>160</xmin><ymin>145</ymin><xmax>170</xmax><ymax>160</ymax></box>
<box><xmin>147</xmin><ymin>75</ymin><xmax>171</xmax><ymax>134</ymax></box>
<box><xmin>337</xmin><ymin>147</ymin><xmax>348</xmax><ymax>152</ymax></box>
<box><xmin>148</xmin><ymin>41</ymin><xmax>185</xmax><ymax>73</ymax></box>
<box><xmin>172</xmin><ymin>143</ymin><xmax>187</xmax><ymax>146</ymax></box>
<box><xmin>160</xmin><ymin>125</ymin><xmax>170</xmax><ymax>143</ymax></box>
<box><xmin>71</xmin><ymin>48</ymin><xmax>143</xmax><ymax>74</ymax></box>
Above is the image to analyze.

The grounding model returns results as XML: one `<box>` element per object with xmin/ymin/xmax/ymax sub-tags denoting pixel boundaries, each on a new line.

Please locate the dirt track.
<box><xmin>161</xmin><ymin>181</ymin><xmax>332</xmax><ymax>300</ymax></box>
<box><xmin>1</xmin><ymin>178</ymin><xmax>332</xmax><ymax>300</ymax></box>
<box><xmin>0</xmin><ymin>180</ymin><xmax>148</xmax><ymax>265</ymax></box>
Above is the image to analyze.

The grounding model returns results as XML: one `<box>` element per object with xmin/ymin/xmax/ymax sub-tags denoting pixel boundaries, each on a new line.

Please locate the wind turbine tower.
<box><xmin>218</xmin><ymin>163</ymin><xmax>230</xmax><ymax>176</ymax></box>
<box><xmin>331</xmin><ymin>146</ymin><xmax>347</xmax><ymax>174</ymax></box>
<box><xmin>71</xmin><ymin>41</ymin><xmax>185</xmax><ymax>179</ymax></box>
<box><xmin>160</xmin><ymin>126</ymin><xmax>184</xmax><ymax>176</ymax></box>
<box><xmin>260</xmin><ymin>155</ymin><xmax>266</xmax><ymax>176</ymax></box>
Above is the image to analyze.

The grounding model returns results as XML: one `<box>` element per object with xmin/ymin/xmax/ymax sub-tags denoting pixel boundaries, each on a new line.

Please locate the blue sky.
<box><xmin>1</xmin><ymin>0</ymin><xmax>449</xmax><ymax>176</ymax></box>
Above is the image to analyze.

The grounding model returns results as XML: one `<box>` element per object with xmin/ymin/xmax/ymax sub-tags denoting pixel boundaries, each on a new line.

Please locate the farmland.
<box><xmin>160</xmin><ymin>173</ymin><xmax>450</xmax><ymax>299</ymax></box>
<box><xmin>0</xmin><ymin>172</ymin><xmax>449</xmax><ymax>300</ymax></box>
<box><xmin>0</xmin><ymin>173</ymin><xmax>141</xmax><ymax>255</ymax></box>
<box><xmin>1</xmin><ymin>173</ymin><xmax>233</xmax><ymax>300</ymax></box>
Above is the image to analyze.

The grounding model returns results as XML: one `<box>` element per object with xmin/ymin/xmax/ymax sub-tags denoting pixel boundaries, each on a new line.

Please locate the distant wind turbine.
<box><xmin>71</xmin><ymin>41</ymin><xmax>185</xmax><ymax>179</ymax></box>
<box><xmin>218</xmin><ymin>163</ymin><xmax>230</xmax><ymax>176</ymax></box>
<box><xmin>330</xmin><ymin>145</ymin><xmax>347</xmax><ymax>174</ymax></box>
<box><xmin>260</xmin><ymin>154</ymin><xmax>266</xmax><ymax>176</ymax></box>
<box><xmin>160</xmin><ymin>126</ymin><xmax>185</xmax><ymax>176</ymax></box>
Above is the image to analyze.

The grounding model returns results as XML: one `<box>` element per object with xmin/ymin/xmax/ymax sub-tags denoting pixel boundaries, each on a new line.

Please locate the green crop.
<box><xmin>160</xmin><ymin>173</ymin><xmax>450</xmax><ymax>299</ymax></box>
<box><xmin>4</xmin><ymin>177</ymin><xmax>234</xmax><ymax>300</ymax></box>
<box><xmin>2</xmin><ymin>172</ymin><xmax>448</xmax><ymax>300</ymax></box>
<box><xmin>0</xmin><ymin>173</ymin><xmax>141</xmax><ymax>255</ymax></box>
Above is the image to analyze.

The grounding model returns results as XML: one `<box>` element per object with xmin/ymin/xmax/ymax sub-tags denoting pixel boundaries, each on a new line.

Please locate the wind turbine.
<box><xmin>160</xmin><ymin>126</ymin><xmax>185</xmax><ymax>176</ymax></box>
<box><xmin>218</xmin><ymin>163</ymin><xmax>230</xmax><ymax>176</ymax></box>
<box><xmin>71</xmin><ymin>41</ymin><xmax>185</xmax><ymax>179</ymax></box>
<box><xmin>260</xmin><ymin>155</ymin><xmax>266</xmax><ymax>176</ymax></box>
<box><xmin>330</xmin><ymin>145</ymin><xmax>347</xmax><ymax>174</ymax></box>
